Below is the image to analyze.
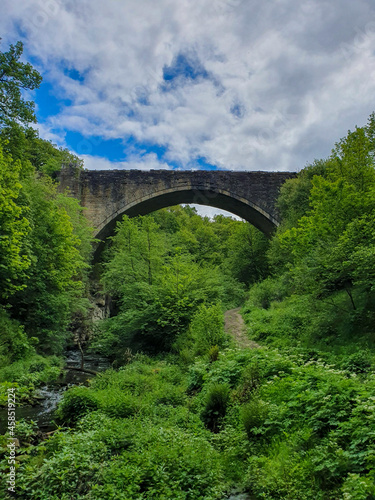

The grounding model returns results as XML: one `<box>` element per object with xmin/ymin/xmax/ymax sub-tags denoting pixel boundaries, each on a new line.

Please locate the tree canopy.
<box><xmin>0</xmin><ymin>40</ymin><xmax>42</xmax><ymax>127</ymax></box>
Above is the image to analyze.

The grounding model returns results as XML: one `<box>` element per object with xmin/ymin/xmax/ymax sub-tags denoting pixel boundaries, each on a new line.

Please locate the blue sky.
<box><xmin>2</xmin><ymin>0</ymin><xmax>375</xmax><ymax>175</ymax></box>
<box><xmin>31</xmin><ymin>52</ymin><xmax>221</xmax><ymax>170</ymax></box>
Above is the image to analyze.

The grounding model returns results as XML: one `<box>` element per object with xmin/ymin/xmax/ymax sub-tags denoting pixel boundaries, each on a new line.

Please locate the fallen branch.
<box><xmin>64</xmin><ymin>366</ymin><xmax>98</xmax><ymax>375</ymax></box>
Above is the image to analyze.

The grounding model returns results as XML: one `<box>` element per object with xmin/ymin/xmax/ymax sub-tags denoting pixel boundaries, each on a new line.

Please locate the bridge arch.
<box><xmin>95</xmin><ymin>186</ymin><xmax>279</xmax><ymax>239</ymax></box>
<box><xmin>92</xmin><ymin>186</ymin><xmax>279</xmax><ymax>261</ymax></box>
<box><xmin>57</xmin><ymin>168</ymin><xmax>297</xmax><ymax>261</ymax></box>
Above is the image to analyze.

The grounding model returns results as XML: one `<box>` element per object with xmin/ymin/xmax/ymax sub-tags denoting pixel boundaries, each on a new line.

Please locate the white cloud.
<box><xmin>2</xmin><ymin>0</ymin><xmax>375</xmax><ymax>173</ymax></box>
<box><xmin>186</xmin><ymin>205</ymin><xmax>242</xmax><ymax>220</ymax></box>
<box><xmin>80</xmin><ymin>152</ymin><xmax>173</xmax><ymax>171</ymax></box>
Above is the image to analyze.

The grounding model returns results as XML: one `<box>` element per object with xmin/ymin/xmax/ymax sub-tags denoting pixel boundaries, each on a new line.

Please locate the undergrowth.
<box><xmin>1</xmin><ymin>344</ymin><xmax>375</xmax><ymax>499</ymax></box>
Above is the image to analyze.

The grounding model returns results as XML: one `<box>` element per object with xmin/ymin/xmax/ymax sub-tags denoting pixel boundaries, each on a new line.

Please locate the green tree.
<box><xmin>0</xmin><ymin>123</ymin><xmax>83</xmax><ymax>177</ymax></box>
<box><xmin>98</xmin><ymin>212</ymin><xmax>245</xmax><ymax>356</ymax></box>
<box><xmin>0</xmin><ymin>40</ymin><xmax>42</xmax><ymax>127</ymax></box>
<box><xmin>276</xmin><ymin>159</ymin><xmax>328</xmax><ymax>230</ymax></box>
<box><xmin>224</xmin><ymin>223</ymin><xmax>269</xmax><ymax>286</ymax></box>
<box><xmin>269</xmin><ymin>115</ymin><xmax>375</xmax><ymax>315</ymax></box>
<box><xmin>8</xmin><ymin>175</ymin><xmax>92</xmax><ymax>353</ymax></box>
<box><xmin>190</xmin><ymin>303</ymin><xmax>228</xmax><ymax>355</ymax></box>
<box><xmin>0</xmin><ymin>145</ymin><xmax>31</xmax><ymax>300</ymax></box>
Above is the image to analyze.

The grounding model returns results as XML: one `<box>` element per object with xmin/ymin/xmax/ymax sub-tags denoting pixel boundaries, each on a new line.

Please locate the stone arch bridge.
<box><xmin>58</xmin><ymin>168</ymin><xmax>296</xmax><ymax>259</ymax></box>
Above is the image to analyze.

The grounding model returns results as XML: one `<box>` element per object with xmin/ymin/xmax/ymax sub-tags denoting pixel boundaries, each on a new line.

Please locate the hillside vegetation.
<box><xmin>1</xmin><ymin>40</ymin><xmax>375</xmax><ymax>499</ymax></box>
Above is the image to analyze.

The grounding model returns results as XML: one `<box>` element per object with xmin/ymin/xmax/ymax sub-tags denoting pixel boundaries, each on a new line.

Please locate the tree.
<box><xmin>97</xmin><ymin>212</ymin><xmax>246</xmax><ymax>357</ymax></box>
<box><xmin>0</xmin><ymin>145</ymin><xmax>31</xmax><ymax>300</ymax></box>
<box><xmin>269</xmin><ymin>116</ymin><xmax>375</xmax><ymax>312</ymax></box>
<box><xmin>0</xmin><ymin>40</ymin><xmax>42</xmax><ymax>127</ymax></box>
<box><xmin>7</xmin><ymin>175</ymin><xmax>92</xmax><ymax>353</ymax></box>
<box><xmin>224</xmin><ymin>223</ymin><xmax>269</xmax><ymax>286</ymax></box>
<box><xmin>276</xmin><ymin>159</ymin><xmax>328</xmax><ymax>230</ymax></box>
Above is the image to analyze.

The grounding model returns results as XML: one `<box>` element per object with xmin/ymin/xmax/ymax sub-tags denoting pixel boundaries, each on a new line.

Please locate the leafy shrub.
<box><xmin>208</xmin><ymin>345</ymin><xmax>220</xmax><ymax>362</ymax></box>
<box><xmin>15</xmin><ymin>419</ymin><xmax>38</xmax><ymax>444</ymax></box>
<box><xmin>190</xmin><ymin>303</ymin><xmax>229</xmax><ymax>355</ymax></box>
<box><xmin>187</xmin><ymin>360</ymin><xmax>208</xmax><ymax>393</ymax></box>
<box><xmin>341</xmin><ymin>473</ymin><xmax>375</xmax><ymax>500</ymax></box>
<box><xmin>0</xmin><ymin>354</ymin><xmax>63</xmax><ymax>387</ymax></box>
<box><xmin>0</xmin><ymin>308</ymin><xmax>32</xmax><ymax>362</ymax></box>
<box><xmin>246</xmin><ymin>277</ymin><xmax>288</xmax><ymax>310</ymax></box>
<box><xmin>55</xmin><ymin>386</ymin><xmax>99</xmax><ymax>426</ymax></box>
<box><xmin>86</xmin><ymin>386</ymin><xmax>141</xmax><ymax>419</ymax></box>
<box><xmin>201</xmin><ymin>383</ymin><xmax>230</xmax><ymax>432</ymax></box>
<box><xmin>245</xmin><ymin>444</ymin><xmax>315</xmax><ymax>500</ymax></box>
<box><xmin>154</xmin><ymin>384</ymin><xmax>186</xmax><ymax>407</ymax></box>
<box><xmin>29</xmin><ymin>360</ymin><xmax>47</xmax><ymax>373</ymax></box>
<box><xmin>340</xmin><ymin>351</ymin><xmax>373</xmax><ymax>375</ymax></box>
<box><xmin>13</xmin><ymin>411</ymin><xmax>227</xmax><ymax>499</ymax></box>
<box><xmin>241</xmin><ymin>398</ymin><xmax>269</xmax><ymax>439</ymax></box>
<box><xmin>178</xmin><ymin>347</ymin><xmax>195</xmax><ymax>365</ymax></box>
<box><xmin>233</xmin><ymin>363</ymin><xmax>262</xmax><ymax>402</ymax></box>
<box><xmin>0</xmin><ymin>381</ymin><xmax>36</xmax><ymax>406</ymax></box>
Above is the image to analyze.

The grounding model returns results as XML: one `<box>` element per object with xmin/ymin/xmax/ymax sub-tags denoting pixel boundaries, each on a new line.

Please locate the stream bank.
<box><xmin>0</xmin><ymin>350</ymin><xmax>110</xmax><ymax>434</ymax></box>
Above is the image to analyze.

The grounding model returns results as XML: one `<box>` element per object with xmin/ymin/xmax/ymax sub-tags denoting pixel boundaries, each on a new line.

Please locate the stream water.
<box><xmin>0</xmin><ymin>350</ymin><xmax>111</xmax><ymax>434</ymax></box>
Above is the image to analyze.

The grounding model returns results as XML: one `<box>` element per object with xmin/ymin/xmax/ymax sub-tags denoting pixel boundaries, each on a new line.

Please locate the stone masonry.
<box><xmin>57</xmin><ymin>168</ymin><xmax>296</xmax><ymax>259</ymax></box>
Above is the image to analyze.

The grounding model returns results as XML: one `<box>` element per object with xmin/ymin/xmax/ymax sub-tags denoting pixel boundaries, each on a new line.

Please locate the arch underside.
<box><xmin>93</xmin><ymin>188</ymin><xmax>279</xmax><ymax>261</ymax></box>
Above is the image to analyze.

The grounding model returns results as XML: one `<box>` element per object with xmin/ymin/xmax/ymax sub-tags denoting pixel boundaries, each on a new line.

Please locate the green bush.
<box><xmin>208</xmin><ymin>345</ymin><xmax>220</xmax><ymax>362</ymax></box>
<box><xmin>0</xmin><ymin>308</ymin><xmax>32</xmax><ymax>362</ymax></box>
<box><xmin>190</xmin><ymin>303</ymin><xmax>229</xmax><ymax>355</ymax></box>
<box><xmin>341</xmin><ymin>473</ymin><xmax>375</xmax><ymax>500</ymax></box>
<box><xmin>232</xmin><ymin>363</ymin><xmax>262</xmax><ymax>402</ymax></box>
<box><xmin>187</xmin><ymin>360</ymin><xmax>207</xmax><ymax>393</ymax></box>
<box><xmin>96</xmin><ymin>390</ymin><xmax>141</xmax><ymax>419</ymax></box>
<box><xmin>0</xmin><ymin>354</ymin><xmax>63</xmax><ymax>393</ymax></box>
<box><xmin>55</xmin><ymin>386</ymin><xmax>99</xmax><ymax>426</ymax></box>
<box><xmin>340</xmin><ymin>351</ymin><xmax>373</xmax><ymax>375</ymax></box>
<box><xmin>241</xmin><ymin>398</ymin><xmax>269</xmax><ymax>439</ymax></box>
<box><xmin>201</xmin><ymin>383</ymin><xmax>231</xmax><ymax>432</ymax></box>
<box><xmin>0</xmin><ymin>381</ymin><xmax>36</xmax><ymax>406</ymax></box>
<box><xmin>15</xmin><ymin>419</ymin><xmax>38</xmax><ymax>444</ymax></box>
<box><xmin>2</xmin><ymin>338</ymin><xmax>374</xmax><ymax>499</ymax></box>
<box><xmin>245</xmin><ymin>277</ymin><xmax>289</xmax><ymax>310</ymax></box>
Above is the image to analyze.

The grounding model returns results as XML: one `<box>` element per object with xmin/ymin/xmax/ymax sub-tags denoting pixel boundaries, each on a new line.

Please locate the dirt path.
<box><xmin>224</xmin><ymin>308</ymin><xmax>260</xmax><ymax>349</ymax></box>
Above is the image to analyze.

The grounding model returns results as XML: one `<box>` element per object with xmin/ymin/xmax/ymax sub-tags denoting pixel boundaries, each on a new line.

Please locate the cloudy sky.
<box><xmin>2</xmin><ymin>0</ymin><xmax>375</xmax><ymax>176</ymax></box>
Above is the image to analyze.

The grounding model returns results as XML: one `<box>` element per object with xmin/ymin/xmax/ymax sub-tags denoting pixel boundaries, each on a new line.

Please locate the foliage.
<box><xmin>189</xmin><ymin>303</ymin><xmax>230</xmax><ymax>355</ymax></box>
<box><xmin>0</xmin><ymin>307</ymin><xmax>32</xmax><ymax>363</ymax></box>
<box><xmin>0</xmin><ymin>41</ymin><xmax>91</xmax><ymax>358</ymax></box>
<box><xmin>0</xmin><ymin>381</ymin><xmax>36</xmax><ymax>406</ymax></box>
<box><xmin>0</xmin><ymin>354</ymin><xmax>63</xmax><ymax>404</ymax></box>
<box><xmin>0</xmin><ymin>122</ymin><xmax>83</xmax><ymax>177</ymax></box>
<box><xmin>241</xmin><ymin>398</ymin><xmax>270</xmax><ymax>439</ymax></box>
<box><xmin>221</xmin><ymin>222</ymin><xmax>270</xmax><ymax>286</ymax></box>
<box><xmin>0</xmin><ymin>145</ymin><xmax>31</xmax><ymax>299</ymax></box>
<box><xmin>265</xmin><ymin>112</ymin><xmax>375</xmax><ymax>354</ymax></box>
<box><xmin>3</xmin><ymin>75</ymin><xmax>375</xmax><ymax>499</ymax></box>
<box><xmin>276</xmin><ymin>159</ymin><xmax>328</xmax><ymax>229</ymax></box>
<box><xmin>0</xmin><ymin>139</ymin><xmax>91</xmax><ymax>358</ymax></box>
<box><xmin>5</xmin><ymin>174</ymin><xmax>92</xmax><ymax>353</ymax></box>
<box><xmin>201</xmin><ymin>383</ymin><xmax>231</xmax><ymax>432</ymax></box>
<box><xmin>55</xmin><ymin>386</ymin><xmax>100</xmax><ymax>426</ymax></box>
<box><xmin>3</xmin><ymin>345</ymin><xmax>375</xmax><ymax>499</ymax></box>
<box><xmin>0</xmin><ymin>40</ymin><xmax>42</xmax><ymax>127</ymax></box>
<box><xmin>341</xmin><ymin>473</ymin><xmax>375</xmax><ymax>500</ymax></box>
<box><xmin>96</xmin><ymin>212</ymin><xmax>247</xmax><ymax>357</ymax></box>
<box><xmin>6</xmin><ymin>359</ymin><xmax>231</xmax><ymax>499</ymax></box>
<box><xmin>208</xmin><ymin>345</ymin><xmax>220</xmax><ymax>362</ymax></box>
<box><xmin>15</xmin><ymin>418</ymin><xmax>39</xmax><ymax>444</ymax></box>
